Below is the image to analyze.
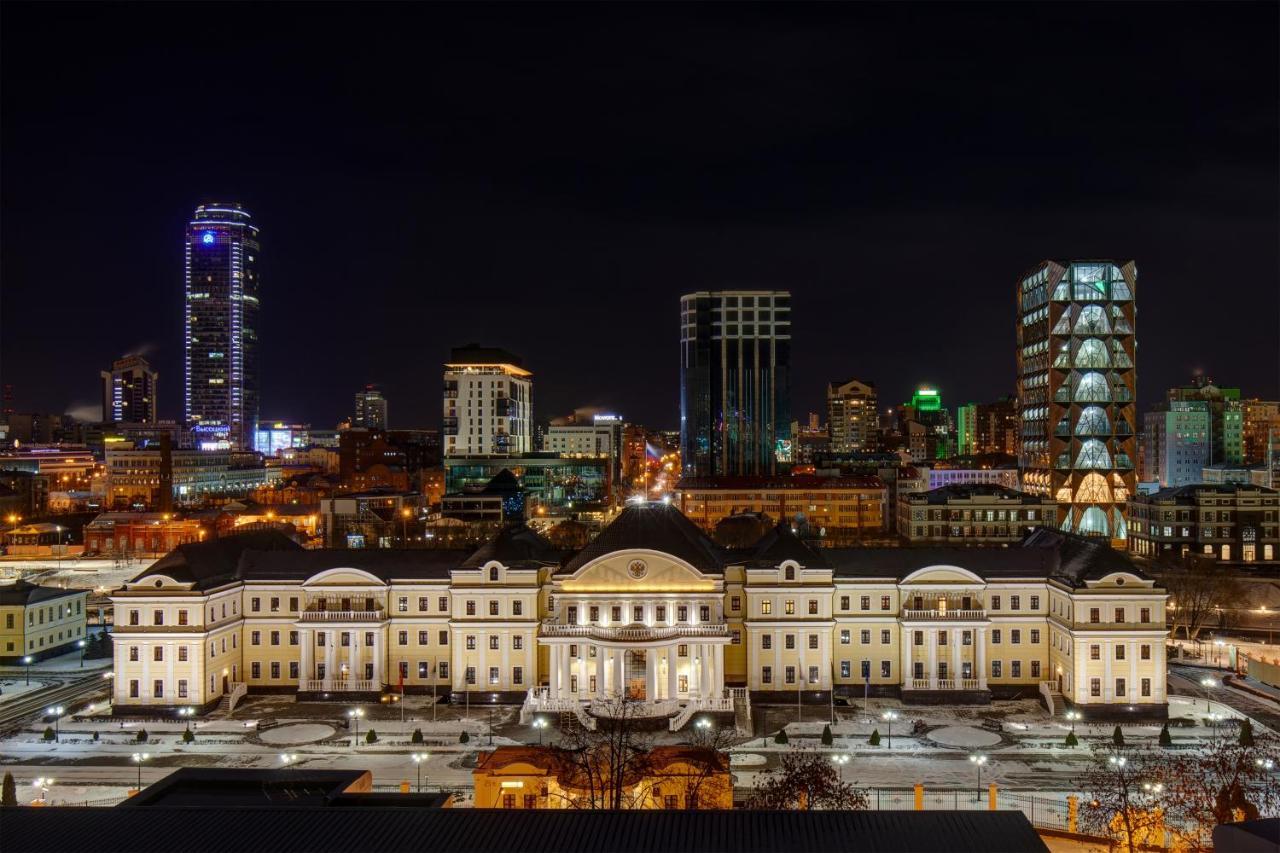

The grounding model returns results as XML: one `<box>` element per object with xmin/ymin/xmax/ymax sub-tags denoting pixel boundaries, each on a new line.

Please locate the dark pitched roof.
<box><xmin>676</xmin><ymin>474</ymin><xmax>884</xmax><ymax>490</ymax></box>
<box><xmin>482</xmin><ymin>468</ymin><xmax>522</xmax><ymax>494</ymax></box>
<box><xmin>240</xmin><ymin>548</ymin><xmax>473</xmax><ymax>582</ymax></box>
<box><xmin>0</xmin><ymin>579</ymin><xmax>83</xmax><ymax>606</ymax></box>
<box><xmin>459</xmin><ymin>522</ymin><xmax>562</xmax><ymax>569</ymax></box>
<box><xmin>823</xmin><ymin>546</ymin><xmax>1051</xmax><ymax>579</ymax></box>
<box><xmin>1022</xmin><ymin>527</ymin><xmax>1153</xmax><ymax>584</ymax></box>
<box><xmin>134</xmin><ymin>531</ymin><xmax>303</xmax><ymax>587</ymax></box>
<box><xmin>1136</xmin><ymin>483</ymin><xmax>1278</xmax><ymax>502</ymax></box>
<box><xmin>739</xmin><ymin>522</ymin><xmax>829</xmax><ymax>569</ymax></box>
<box><xmin>4</xmin><ymin>807</ymin><xmax>1048</xmax><ymax>853</ymax></box>
<box><xmin>906</xmin><ymin>484</ymin><xmax>1045</xmax><ymax>504</ymax></box>
<box><xmin>561</xmin><ymin>502</ymin><xmax>726</xmax><ymax>574</ymax></box>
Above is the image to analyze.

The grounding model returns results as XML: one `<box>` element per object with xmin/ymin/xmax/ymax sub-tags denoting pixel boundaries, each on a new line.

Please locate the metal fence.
<box><xmin>860</xmin><ymin>787</ymin><xmax>1074</xmax><ymax>832</ymax></box>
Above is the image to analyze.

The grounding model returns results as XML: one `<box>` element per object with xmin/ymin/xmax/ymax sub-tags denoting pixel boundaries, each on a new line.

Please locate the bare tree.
<box><xmin>1158</xmin><ymin>554</ymin><xmax>1243</xmax><ymax>641</ymax></box>
<box><xmin>549</xmin><ymin>696</ymin><xmax>657</xmax><ymax>809</ymax></box>
<box><xmin>1159</xmin><ymin>730</ymin><xmax>1280</xmax><ymax>851</ymax></box>
<box><xmin>666</xmin><ymin>716</ymin><xmax>740</xmax><ymax>809</ymax></box>
<box><xmin>746</xmin><ymin>752</ymin><xmax>868</xmax><ymax>811</ymax></box>
<box><xmin>1079</xmin><ymin>747</ymin><xmax>1170</xmax><ymax>853</ymax></box>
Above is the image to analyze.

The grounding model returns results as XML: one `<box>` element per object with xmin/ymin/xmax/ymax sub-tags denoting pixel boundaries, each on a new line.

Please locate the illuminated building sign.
<box><xmin>202</xmin><ymin>232</ymin><xmax>215</xmax><ymax>245</ymax></box>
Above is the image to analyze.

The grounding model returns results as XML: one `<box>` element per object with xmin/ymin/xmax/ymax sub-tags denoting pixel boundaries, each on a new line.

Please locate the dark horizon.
<box><xmin>3</xmin><ymin>3</ymin><xmax>1277</xmax><ymax>432</ymax></box>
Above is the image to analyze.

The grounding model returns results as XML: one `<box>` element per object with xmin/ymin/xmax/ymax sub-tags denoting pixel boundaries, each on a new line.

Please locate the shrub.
<box><xmin>459</xmin><ymin>730</ymin><xmax>470</xmax><ymax>744</ymax></box>
<box><xmin>869</xmin><ymin>729</ymin><xmax>881</xmax><ymax>746</ymax></box>
<box><xmin>1065</xmin><ymin>731</ymin><xmax>1079</xmax><ymax>748</ymax></box>
<box><xmin>774</xmin><ymin>729</ymin><xmax>788</xmax><ymax>745</ymax></box>
<box><xmin>1239</xmin><ymin>718</ymin><xmax>1255</xmax><ymax>747</ymax></box>
<box><xmin>41</xmin><ymin>727</ymin><xmax>55</xmax><ymax>742</ymax></box>
<box><xmin>820</xmin><ymin>725</ymin><xmax>833</xmax><ymax>746</ymax></box>
<box><xmin>1112</xmin><ymin>725</ymin><xmax>1124</xmax><ymax>747</ymax></box>
<box><xmin>135</xmin><ymin>729</ymin><xmax>148</xmax><ymax>743</ymax></box>
<box><xmin>1</xmin><ymin>772</ymin><xmax>15</xmax><ymax>807</ymax></box>
<box><xmin>182</xmin><ymin>729</ymin><xmax>195</xmax><ymax>744</ymax></box>
<box><xmin>365</xmin><ymin>728</ymin><xmax>378</xmax><ymax>744</ymax></box>
<box><xmin>411</xmin><ymin>728</ymin><xmax>424</xmax><ymax>745</ymax></box>
<box><xmin>92</xmin><ymin>732</ymin><xmax>99</xmax><ymax>742</ymax></box>
<box><xmin>1158</xmin><ymin>723</ymin><xmax>1172</xmax><ymax>747</ymax></box>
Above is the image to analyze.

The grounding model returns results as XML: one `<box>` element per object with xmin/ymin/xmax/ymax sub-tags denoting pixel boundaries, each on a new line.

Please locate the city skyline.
<box><xmin>2</xmin><ymin>3</ymin><xmax>1277</xmax><ymax>431</ymax></box>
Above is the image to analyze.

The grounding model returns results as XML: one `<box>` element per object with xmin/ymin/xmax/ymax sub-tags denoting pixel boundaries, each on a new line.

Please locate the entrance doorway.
<box><xmin>222</xmin><ymin>675</ymin><xmax>229</xmax><ymax>694</ymax></box>
<box><xmin>627</xmin><ymin>650</ymin><xmax>647</xmax><ymax>700</ymax></box>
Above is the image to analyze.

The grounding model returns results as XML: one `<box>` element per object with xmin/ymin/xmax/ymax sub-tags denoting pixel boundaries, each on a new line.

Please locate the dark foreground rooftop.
<box><xmin>4</xmin><ymin>807</ymin><xmax>1047</xmax><ymax>853</ymax></box>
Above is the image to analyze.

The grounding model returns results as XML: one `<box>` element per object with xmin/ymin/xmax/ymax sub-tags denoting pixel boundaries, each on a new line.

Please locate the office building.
<box><xmin>1241</xmin><ymin>400</ymin><xmax>1280</xmax><ymax>466</ymax></box>
<box><xmin>108</xmin><ymin>505</ymin><xmax>1167</xmax><ymax>718</ymax></box>
<box><xmin>101</xmin><ymin>354</ymin><xmax>159</xmax><ymax>424</ymax></box>
<box><xmin>1142</xmin><ymin>401</ymin><xmax>1211</xmax><ymax>488</ymax></box>
<box><xmin>679</xmin><ymin>291</ymin><xmax>791</xmax><ymax>478</ymax></box>
<box><xmin>443</xmin><ymin>345</ymin><xmax>531</xmax><ymax>457</ymax></box>
<box><xmin>184</xmin><ymin>202</ymin><xmax>261</xmax><ymax>450</ymax></box>
<box><xmin>542</xmin><ymin>414</ymin><xmax>624</xmax><ymax>481</ymax></box>
<box><xmin>827</xmin><ymin>379</ymin><xmax>877</xmax><ymax>453</ymax></box>
<box><xmin>1166</xmin><ymin>376</ymin><xmax>1242</xmax><ymax>466</ymax></box>
<box><xmin>1127</xmin><ymin>483</ymin><xmax>1279</xmax><ymax>564</ymax></box>
<box><xmin>1017</xmin><ymin>260</ymin><xmax>1137</xmax><ymax>539</ymax></box>
<box><xmin>900</xmin><ymin>386</ymin><xmax>953</xmax><ymax>461</ymax></box>
<box><xmin>0</xmin><ymin>580</ymin><xmax>88</xmax><ymax>663</ymax></box>
<box><xmin>353</xmin><ymin>385</ymin><xmax>388</xmax><ymax>430</ymax></box>
<box><xmin>958</xmin><ymin>397</ymin><xmax>1019</xmax><ymax>457</ymax></box>
<box><xmin>675</xmin><ymin>474</ymin><xmax>886</xmax><ymax>542</ymax></box>
<box><xmin>898</xmin><ymin>484</ymin><xmax>1056</xmax><ymax>544</ymax></box>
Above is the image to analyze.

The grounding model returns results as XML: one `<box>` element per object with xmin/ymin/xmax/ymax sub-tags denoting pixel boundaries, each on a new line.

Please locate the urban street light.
<box><xmin>881</xmin><ymin>710</ymin><xmax>898</xmax><ymax>749</ymax></box>
<box><xmin>77</xmin><ymin>639</ymin><xmax>86</xmax><ymax>667</ymax></box>
<box><xmin>178</xmin><ymin>707</ymin><xmax>195</xmax><ymax>731</ymax></box>
<box><xmin>279</xmin><ymin>753</ymin><xmax>299</xmax><ymax>765</ymax></box>
<box><xmin>347</xmin><ymin>708</ymin><xmax>365</xmax><ymax>746</ymax></box>
<box><xmin>411</xmin><ymin>752</ymin><xmax>429</xmax><ymax>792</ymax></box>
<box><xmin>47</xmin><ymin>705</ymin><xmax>65</xmax><ymax>742</ymax></box>
<box><xmin>23</xmin><ymin>655</ymin><xmax>33</xmax><ymax>685</ymax></box>
<box><xmin>533</xmin><ymin>717</ymin><xmax>547</xmax><ymax>746</ymax></box>
<box><xmin>1109</xmin><ymin>755</ymin><xmax>1127</xmax><ymax>770</ymax></box>
<box><xmin>32</xmin><ymin>777</ymin><xmax>52</xmax><ymax>804</ymax></box>
<box><xmin>132</xmin><ymin>752</ymin><xmax>150</xmax><ymax>791</ymax></box>
<box><xmin>103</xmin><ymin>670</ymin><xmax>115</xmax><ymax>701</ymax></box>
<box><xmin>970</xmin><ymin>753</ymin><xmax>988</xmax><ymax>787</ymax></box>
<box><xmin>1201</xmin><ymin>677</ymin><xmax>1218</xmax><ymax>712</ymax></box>
<box><xmin>1065</xmin><ymin>710</ymin><xmax>1081</xmax><ymax>734</ymax></box>
<box><xmin>1255</xmin><ymin>758</ymin><xmax>1275</xmax><ymax>771</ymax></box>
<box><xmin>831</xmin><ymin>753</ymin><xmax>851</xmax><ymax>782</ymax></box>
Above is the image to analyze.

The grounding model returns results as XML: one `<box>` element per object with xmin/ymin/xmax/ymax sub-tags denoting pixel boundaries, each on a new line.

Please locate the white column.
<box><xmin>976</xmin><ymin>628</ymin><xmax>987</xmax><ymax>689</ymax></box>
<box><xmin>1103</xmin><ymin>641</ymin><xmax>1113</xmax><ymax>702</ymax></box>
<box><xmin>646</xmin><ymin>651</ymin><xmax>657</xmax><ymax>702</ymax></box>
<box><xmin>325</xmin><ymin>631</ymin><xmax>335</xmax><ymax>685</ymax></box>
<box><xmin>667</xmin><ymin>646</ymin><xmax>678</xmax><ymax>699</ymax></box>
<box><xmin>347</xmin><ymin>631</ymin><xmax>357</xmax><ymax>683</ymax></box>
<box><xmin>300</xmin><ymin>628</ymin><xmax>312</xmax><ymax>683</ymax></box>
<box><xmin>951</xmin><ymin>629</ymin><xmax>961</xmax><ymax>686</ymax></box>
<box><xmin>501</xmin><ymin>633</ymin><xmax>510</xmax><ymax>692</ymax></box>
<box><xmin>714</xmin><ymin>644</ymin><xmax>724</xmax><ymax>695</ymax></box>
<box><xmin>372</xmin><ymin>631</ymin><xmax>381</xmax><ymax>687</ymax></box>
<box><xmin>1129</xmin><ymin>641</ymin><xmax>1137</xmax><ymax>702</ymax></box>
<box><xmin>613</xmin><ymin>649</ymin><xmax>624</xmax><ymax>697</ymax></box>
<box><xmin>900</xmin><ymin>630</ymin><xmax>912</xmax><ymax>688</ymax></box>
<box><xmin>927</xmin><ymin>629</ymin><xmax>938</xmax><ymax>689</ymax></box>
<box><xmin>699</xmin><ymin>644</ymin><xmax>711</xmax><ymax>697</ymax></box>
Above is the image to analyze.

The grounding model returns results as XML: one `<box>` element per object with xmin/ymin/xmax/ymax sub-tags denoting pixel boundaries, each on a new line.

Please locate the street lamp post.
<box><xmin>533</xmin><ymin>717</ymin><xmax>547</xmax><ymax>746</ymax></box>
<box><xmin>103</xmin><ymin>670</ymin><xmax>115</xmax><ymax>703</ymax></box>
<box><xmin>32</xmin><ymin>777</ymin><xmax>52</xmax><ymax>804</ymax></box>
<box><xmin>23</xmin><ymin>655</ymin><xmax>33</xmax><ymax>685</ymax></box>
<box><xmin>970</xmin><ymin>753</ymin><xmax>988</xmax><ymax>787</ymax></box>
<box><xmin>132</xmin><ymin>752</ymin><xmax>150</xmax><ymax>791</ymax></box>
<box><xmin>882</xmin><ymin>710</ymin><xmax>898</xmax><ymax>749</ymax></box>
<box><xmin>412</xmin><ymin>752</ymin><xmax>429</xmax><ymax>792</ymax></box>
<box><xmin>347</xmin><ymin>708</ymin><xmax>364</xmax><ymax>746</ymax></box>
<box><xmin>1066</xmin><ymin>710</ymin><xmax>1080</xmax><ymax>734</ymax></box>
<box><xmin>47</xmin><ymin>706</ymin><xmax>64</xmax><ymax>742</ymax></box>
<box><xmin>1201</xmin><ymin>677</ymin><xmax>1218</xmax><ymax>712</ymax></box>
<box><xmin>831</xmin><ymin>753</ymin><xmax>851</xmax><ymax>783</ymax></box>
<box><xmin>78</xmin><ymin>639</ymin><xmax>86</xmax><ymax>667</ymax></box>
<box><xmin>280</xmin><ymin>753</ymin><xmax>299</xmax><ymax>766</ymax></box>
<box><xmin>179</xmin><ymin>707</ymin><xmax>195</xmax><ymax>732</ymax></box>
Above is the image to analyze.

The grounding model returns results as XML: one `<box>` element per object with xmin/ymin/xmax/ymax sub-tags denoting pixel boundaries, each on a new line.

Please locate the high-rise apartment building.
<box><xmin>827</xmin><ymin>378</ymin><xmax>877</xmax><ymax>453</ymax></box>
<box><xmin>1241</xmin><ymin>400</ymin><xmax>1280</xmax><ymax>466</ymax></box>
<box><xmin>679</xmin><ymin>291</ymin><xmax>791</xmax><ymax>478</ymax></box>
<box><xmin>101</xmin><ymin>354</ymin><xmax>158</xmax><ymax>423</ymax></box>
<box><xmin>1166</xmin><ymin>376</ymin><xmax>1242</xmax><ymax>466</ymax></box>
<box><xmin>1142</xmin><ymin>401</ymin><xmax>1210</xmax><ymax>488</ymax></box>
<box><xmin>183</xmin><ymin>202</ymin><xmax>260</xmax><ymax>450</ymax></box>
<box><xmin>443</xmin><ymin>345</ymin><xmax>531</xmax><ymax>457</ymax></box>
<box><xmin>353</xmin><ymin>385</ymin><xmax>388</xmax><ymax>430</ymax></box>
<box><xmin>975</xmin><ymin>397</ymin><xmax>1019</xmax><ymax>456</ymax></box>
<box><xmin>1017</xmin><ymin>260</ymin><xmax>1137</xmax><ymax>538</ymax></box>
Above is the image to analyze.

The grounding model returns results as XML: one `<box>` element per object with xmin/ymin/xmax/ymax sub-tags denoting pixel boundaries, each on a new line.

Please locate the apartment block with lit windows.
<box><xmin>676</xmin><ymin>475</ymin><xmax>886</xmax><ymax>543</ymax></box>
<box><xmin>109</xmin><ymin>504</ymin><xmax>1166</xmax><ymax>720</ymax></box>
<box><xmin>1127</xmin><ymin>483</ymin><xmax>1279</xmax><ymax>564</ymax></box>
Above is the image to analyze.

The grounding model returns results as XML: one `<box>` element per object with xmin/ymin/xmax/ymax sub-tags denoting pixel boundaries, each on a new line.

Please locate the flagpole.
<box><xmin>432</xmin><ymin>662</ymin><xmax>438</xmax><ymax>723</ymax></box>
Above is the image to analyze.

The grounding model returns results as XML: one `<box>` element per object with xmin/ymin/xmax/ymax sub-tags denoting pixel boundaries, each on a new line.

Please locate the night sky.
<box><xmin>2</xmin><ymin>3</ymin><xmax>1277</xmax><ymax>431</ymax></box>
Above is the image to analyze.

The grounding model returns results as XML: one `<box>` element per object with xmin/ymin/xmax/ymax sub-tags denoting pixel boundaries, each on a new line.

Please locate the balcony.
<box><xmin>902</xmin><ymin>609</ymin><xmax>986</xmax><ymax>621</ymax></box>
<box><xmin>540</xmin><ymin>623</ymin><xmax>729</xmax><ymax>642</ymax></box>
<box><xmin>299</xmin><ymin>609</ymin><xmax>386</xmax><ymax>623</ymax></box>
<box><xmin>301</xmin><ymin>679</ymin><xmax>377</xmax><ymax>693</ymax></box>
<box><xmin>907</xmin><ymin>678</ymin><xmax>983</xmax><ymax>691</ymax></box>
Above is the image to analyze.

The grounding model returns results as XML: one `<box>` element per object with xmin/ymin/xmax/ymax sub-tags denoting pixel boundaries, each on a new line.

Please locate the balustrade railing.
<box><xmin>299</xmin><ymin>609</ymin><xmax>386</xmax><ymax>623</ymax></box>
<box><xmin>902</xmin><ymin>609</ymin><xmax>986</xmax><ymax>621</ymax></box>
<box><xmin>540</xmin><ymin>623</ymin><xmax>729</xmax><ymax>641</ymax></box>
<box><xmin>301</xmin><ymin>679</ymin><xmax>376</xmax><ymax>692</ymax></box>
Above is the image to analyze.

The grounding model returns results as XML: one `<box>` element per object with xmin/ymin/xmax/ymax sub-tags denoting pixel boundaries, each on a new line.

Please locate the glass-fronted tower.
<box><xmin>184</xmin><ymin>202</ymin><xmax>260</xmax><ymax>450</ymax></box>
<box><xmin>1017</xmin><ymin>260</ymin><xmax>1137</xmax><ymax>539</ymax></box>
<box><xmin>679</xmin><ymin>290</ymin><xmax>791</xmax><ymax>477</ymax></box>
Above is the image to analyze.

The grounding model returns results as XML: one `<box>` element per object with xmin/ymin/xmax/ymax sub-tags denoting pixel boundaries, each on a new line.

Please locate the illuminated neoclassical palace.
<box><xmin>110</xmin><ymin>503</ymin><xmax>1168</xmax><ymax>724</ymax></box>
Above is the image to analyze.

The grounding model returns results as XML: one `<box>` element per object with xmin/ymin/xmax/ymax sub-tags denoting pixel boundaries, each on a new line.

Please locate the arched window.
<box><xmin>1078</xmin><ymin>506</ymin><xmax>1109</xmax><ymax>536</ymax></box>
<box><xmin>1073</xmin><ymin>305</ymin><xmax>1109</xmax><ymax>335</ymax></box>
<box><xmin>1074</xmin><ymin>338</ymin><xmax>1109</xmax><ymax>369</ymax></box>
<box><xmin>1075</xmin><ymin>472</ymin><xmax>1111</xmax><ymax>503</ymax></box>
<box><xmin>1074</xmin><ymin>372</ymin><xmax>1110</xmax><ymax>402</ymax></box>
<box><xmin>1075</xmin><ymin>439</ymin><xmax>1112</xmax><ymax>470</ymax></box>
<box><xmin>784</xmin><ymin>566</ymin><xmax>795</xmax><ymax>581</ymax></box>
<box><xmin>489</xmin><ymin>566</ymin><xmax>499</xmax><ymax>582</ymax></box>
<box><xmin>1074</xmin><ymin>406</ymin><xmax>1110</xmax><ymax>436</ymax></box>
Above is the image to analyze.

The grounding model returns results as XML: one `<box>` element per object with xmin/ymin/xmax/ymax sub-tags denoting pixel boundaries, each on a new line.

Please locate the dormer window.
<box><xmin>784</xmin><ymin>566</ymin><xmax>795</xmax><ymax>581</ymax></box>
<box><xmin>489</xmin><ymin>566</ymin><xmax>499</xmax><ymax>582</ymax></box>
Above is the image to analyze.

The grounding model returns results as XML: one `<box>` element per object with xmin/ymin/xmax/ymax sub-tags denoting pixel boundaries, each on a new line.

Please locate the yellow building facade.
<box><xmin>110</xmin><ymin>505</ymin><xmax>1167</xmax><ymax>719</ymax></box>
<box><xmin>0</xmin><ymin>580</ymin><xmax>89</xmax><ymax>664</ymax></box>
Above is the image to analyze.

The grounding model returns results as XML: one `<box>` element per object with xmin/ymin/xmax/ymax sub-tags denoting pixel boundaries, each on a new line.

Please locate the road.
<box><xmin>0</xmin><ymin>673</ymin><xmax>109</xmax><ymax>733</ymax></box>
<box><xmin>1168</xmin><ymin>664</ymin><xmax>1280</xmax><ymax>729</ymax></box>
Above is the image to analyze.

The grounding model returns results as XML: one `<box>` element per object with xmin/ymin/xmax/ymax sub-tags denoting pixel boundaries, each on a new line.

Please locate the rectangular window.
<box><xmin>860</xmin><ymin>660</ymin><xmax>870</xmax><ymax>679</ymax></box>
<box><xmin>1116</xmin><ymin>678</ymin><xmax>1126</xmax><ymax>697</ymax></box>
<box><xmin>1030</xmin><ymin>596</ymin><xmax>1040</xmax><ymax>610</ymax></box>
<box><xmin>271</xmin><ymin>597</ymin><xmax>281</xmax><ymax>613</ymax></box>
<box><xmin>290</xmin><ymin>662</ymin><xmax>299</xmax><ymax>679</ymax></box>
<box><xmin>700</xmin><ymin>605</ymin><xmax>711</xmax><ymax>622</ymax></box>
<box><xmin>251</xmin><ymin>598</ymin><xmax>261</xmax><ymax>613</ymax></box>
<box><xmin>513</xmin><ymin>666</ymin><xmax>523</xmax><ymax>685</ymax></box>
<box><xmin>439</xmin><ymin>596</ymin><xmax>448</xmax><ymax>611</ymax></box>
<box><xmin>1089</xmin><ymin>608</ymin><xmax>1100</xmax><ymax>623</ymax></box>
<box><xmin>466</xmin><ymin>601</ymin><xmax>476</xmax><ymax>616</ymax></box>
<box><xmin>489</xmin><ymin>636</ymin><xmax>499</xmax><ymax>650</ymax></box>
<box><xmin>808</xmin><ymin>634</ymin><xmax>819</xmax><ymax>650</ymax></box>
<box><xmin>785</xmin><ymin>634</ymin><xmax>795</xmax><ymax>650</ymax></box>
<box><xmin>676</xmin><ymin>605</ymin><xmax>687</xmax><ymax>622</ymax></box>
<box><xmin>439</xmin><ymin>662</ymin><xmax>449</xmax><ymax>679</ymax></box>
<box><xmin>678</xmin><ymin>644</ymin><xmax>687</xmax><ymax>657</ymax></box>
<box><xmin>1116</xmin><ymin>645</ymin><xmax>1126</xmax><ymax>660</ymax></box>
<box><xmin>860</xmin><ymin>596</ymin><xmax>870</xmax><ymax>610</ymax></box>
<box><xmin>784</xmin><ymin>600</ymin><xmax>795</xmax><ymax>615</ymax></box>
<box><xmin>731</xmin><ymin>596</ymin><xmax>741</xmax><ymax>611</ymax></box>
<box><xmin>762</xmin><ymin>666</ymin><xmax>772</xmax><ymax>684</ymax></box>
<box><xmin>1141</xmin><ymin>678</ymin><xmax>1151</xmax><ymax>697</ymax></box>
<box><xmin>761</xmin><ymin>601</ymin><xmax>772</xmax><ymax>615</ymax></box>
<box><xmin>129</xmin><ymin>679</ymin><xmax>140</xmax><ymax>698</ymax></box>
<box><xmin>178</xmin><ymin>609</ymin><xmax>188</xmax><ymax>626</ymax></box>
<box><xmin>913</xmin><ymin>631</ymin><xmax>923</xmax><ymax>646</ymax></box>
<box><xmin>270</xmin><ymin>631</ymin><xmax>280</xmax><ymax>646</ymax></box>
<box><xmin>1011</xmin><ymin>660</ymin><xmax>1021</xmax><ymax>678</ymax></box>
<box><xmin>613</xmin><ymin>606</ymin><xmax>624</xmax><ymax>622</ymax></box>
<box><xmin>153</xmin><ymin>680</ymin><xmax>164</xmax><ymax>699</ymax></box>
<box><xmin>656</xmin><ymin>605</ymin><xmax>667</xmax><ymax>621</ymax></box>
<box><xmin>992</xmin><ymin>629</ymin><xmax>1001</xmax><ymax>644</ymax></box>
<box><xmin>840</xmin><ymin>630</ymin><xmax>850</xmax><ymax>645</ymax></box>
<box><xmin>1091</xmin><ymin>677</ymin><xmax>1101</xmax><ymax>697</ymax></box>
<box><xmin>178</xmin><ymin>646</ymin><xmax>188</xmax><ymax>662</ymax></box>
<box><xmin>251</xmin><ymin>662</ymin><xmax>261</xmax><ymax>679</ymax></box>
<box><xmin>1090</xmin><ymin>645</ymin><xmax>1100</xmax><ymax>660</ymax></box>
<box><xmin>270</xmin><ymin>662</ymin><xmax>280</xmax><ymax>679</ymax></box>
<box><xmin>489</xmin><ymin>601</ymin><xmax>500</xmax><ymax>616</ymax></box>
<box><xmin>990</xmin><ymin>595</ymin><xmax>1001</xmax><ymax>611</ymax></box>
<box><xmin>489</xmin><ymin>666</ymin><xmax>500</xmax><ymax>685</ymax></box>
<box><xmin>991</xmin><ymin>661</ymin><xmax>1002</xmax><ymax>678</ymax></box>
<box><xmin>129</xmin><ymin>646</ymin><xmax>139</xmax><ymax>662</ymax></box>
<box><xmin>762</xmin><ymin>634</ymin><xmax>772</xmax><ymax>649</ymax></box>
<box><xmin>418</xmin><ymin>597</ymin><xmax>429</xmax><ymax>611</ymax></box>
<box><xmin>881</xmin><ymin>660</ymin><xmax>891</xmax><ymax>678</ymax></box>
<box><xmin>177</xmin><ymin>679</ymin><xmax>188</xmax><ymax>698</ymax></box>
<box><xmin>512</xmin><ymin>600</ymin><xmax>523</xmax><ymax>616</ymax></box>
<box><xmin>153</xmin><ymin>610</ymin><xmax>164</xmax><ymax>626</ymax></box>
<box><xmin>1030</xmin><ymin>629</ymin><xmax>1040</xmax><ymax>644</ymax></box>
<box><xmin>881</xmin><ymin>629</ymin><xmax>891</xmax><ymax>644</ymax></box>
<box><xmin>1011</xmin><ymin>596</ymin><xmax>1021</xmax><ymax>610</ymax></box>
<box><xmin>785</xmin><ymin>666</ymin><xmax>796</xmax><ymax>685</ymax></box>
<box><xmin>808</xmin><ymin>600</ymin><xmax>818</xmax><ymax>615</ymax></box>
<box><xmin>399</xmin><ymin>630</ymin><xmax>409</xmax><ymax>646</ymax></box>
<box><xmin>466</xmin><ymin>636</ymin><xmax>476</xmax><ymax>650</ymax></box>
<box><xmin>465</xmin><ymin>666</ymin><xmax>476</xmax><ymax>685</ymax></box>
<box><xmin>1011</xmin><ymin>630</ymin><xmax>1021</xmax><ymax>645</ymax></box>
<box><xmin>881</xmin><ymin>596</ymin><xmax>891</xmax><ymax>611</ymax></box>
<box><xmin>513</xmin><ymin>636</ymin><xmax>523</xmax><ymax>650</ymax></box>
<box><xmin>1114</xmin><ymin>607</ymin><xmax>1125</xmax><ymax>623</ymax></box>
<box><xmin>1031</xmin><ymin>661</ymin><xmax>1041</xmax><ymax>678</ymax></box>
<box><xmin>1140</xmin><ymin>644</ymin><xmax>1151</xmax><ymax>660</ymax></box>
<box><xmin>840</xmin><ymin>596</ymin><xmax>850</xmax><ymax>610</ymax></box>
<box><xmin>439</xmin><ymin>630</ymin><xmax>449</xmax><ymax>645</ymax></box>
<box><xmin>289</xmin><ymin>631</ymin><xmax>299</xmax><ymax>646</ymax></box>
<box><xmin>840</xmin><ymin>660</ymin><xmax>851</xmax><ymax>678</ymax></box>
<box><xmin>1140</xmin><ymin>607</ymin><xmax>1151</xmax><ymax>623</ymax></box>
<box><xmin>418</xmin><ymin>662</ymin><xmax>430</xmax><ymax>678</ymax></box>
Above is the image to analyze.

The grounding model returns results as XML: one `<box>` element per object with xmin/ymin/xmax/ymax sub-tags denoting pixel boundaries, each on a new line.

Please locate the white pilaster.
<box><xmin>976</xmin><ymin>628</ymin><xmax>987</xmax><ymax>689</ymax></box>
<box><xmin>613</xmin><ymin>648</ymin><xmax>624</xmax><ymax>698</ymax></box>
<box><xmin>667</xmin><ymin>646</ymin><xmax>678</xmax><ymax>699</ymax></box>
<box><xmin>951</xmin><ymin>629</ymin><xmax>960</xmax><ymax>685</ymax></box>
<box><xmin>645</xmin><ymin>651</ymin><xmax>657</xmax><ymax>701</ymax></box>
<box><xmin>927</xmin><ymin>629</ymin><xmax>938</xmax><ymax>689</ymax></box>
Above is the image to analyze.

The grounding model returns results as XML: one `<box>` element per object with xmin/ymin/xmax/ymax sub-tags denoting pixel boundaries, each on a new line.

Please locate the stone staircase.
<box><xmin>1039</xmin><ymin>681</ymin><xmax>1065</xmax><ymax>716</ymax></box>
